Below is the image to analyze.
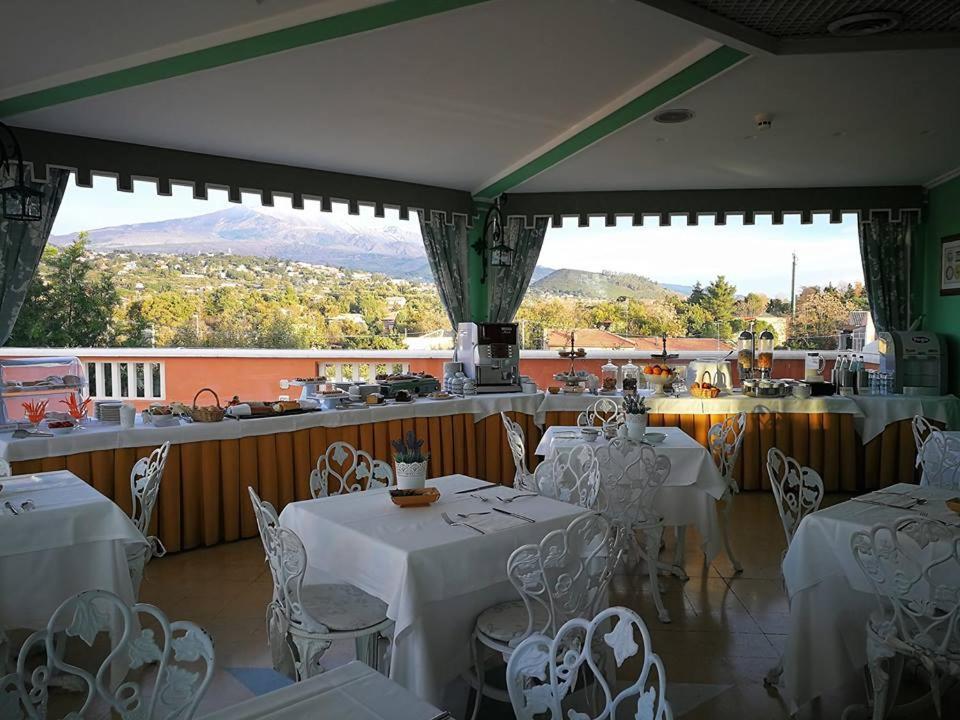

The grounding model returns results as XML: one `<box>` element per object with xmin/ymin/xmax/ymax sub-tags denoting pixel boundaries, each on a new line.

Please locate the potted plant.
<box><xmin>622</xmin><ymin>394</ymin><xmax>648</xmax><ymax>441</ymax></box>
<box><xmin>392</xmin><ymin>430</ymin><xmax>430</xmax><ymax>489</ymax></box>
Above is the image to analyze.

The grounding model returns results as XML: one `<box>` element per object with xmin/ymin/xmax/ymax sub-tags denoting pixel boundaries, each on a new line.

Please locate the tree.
<box><xmin>699</xmin><ymin>275</ymin><xmax>738</xmax><ymax>339</ymax></box>
<box><xmin>766</xmin><ymin>298</ymin><xmax>791</xmax><ymax>316</ymax></box>
<box><xmin>788</xmin><ymin>285</ymin><xmax>854</xmax><ymax>349</ymax></box>
<box><xmin>687</xmin><ymin>282</ymin><xmax>706</xmax><ymax>305</ymax></box>
<box><xmin>9</xmin><ymin>234</ymin><xmax>120</xmax><ymax>347</ymax></box>
<box><xmin>736</xmin><ymin>292</ymin><xmax>768</xmax><ymax>318</ymax></box>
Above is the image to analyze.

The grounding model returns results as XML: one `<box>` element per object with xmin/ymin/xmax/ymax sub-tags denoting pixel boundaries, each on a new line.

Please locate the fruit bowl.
<box><xmin>642</xmin><ymin>365</ymin><xmax>675</xmax><ymax>395</ymax></box>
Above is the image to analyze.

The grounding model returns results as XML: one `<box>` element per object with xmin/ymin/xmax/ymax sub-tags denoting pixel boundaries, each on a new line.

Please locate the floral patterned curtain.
<box><xmin>859</xmin><ymin>213</ymin><xmax>914</xmax><ymax>332</ymax></box>
<box><xmin>0</xmin><ymin>168</ymin><xmax>69</xmax><ymax>345</ymax></box>
<box><xmin>487</xmin><ymin>216</ymin><xmax>548</xmax><ymax>323</ymax></box>
<box><xmin>419</xmin><ymin>211</ymin><xmax>470</xmax><ymax>331</ymax></box>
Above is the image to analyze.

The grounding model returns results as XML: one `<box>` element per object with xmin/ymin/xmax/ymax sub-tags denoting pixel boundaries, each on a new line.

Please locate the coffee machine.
<box><xmin>456</xmin><ymin>322</ymin><xmax>522</xmax><ymax>393</ymax></box>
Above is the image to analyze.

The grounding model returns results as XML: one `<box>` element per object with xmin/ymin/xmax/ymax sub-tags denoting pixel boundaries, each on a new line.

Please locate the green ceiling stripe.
<box><xmin>475</xmin><ymin>45</ymin><xmax>748</xmax><ymax>200</ymax></box>
<box><xmin>0</xmin><ymin>0</ymin><xmax>491</xmax><ymax>118</ymax></box>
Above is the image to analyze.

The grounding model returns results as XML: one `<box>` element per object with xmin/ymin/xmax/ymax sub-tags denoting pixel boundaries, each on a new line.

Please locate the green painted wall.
<box><xmin>919</xmin><ymin>175</ymin><xmax>960</xmax><ymax>394</ymax></box>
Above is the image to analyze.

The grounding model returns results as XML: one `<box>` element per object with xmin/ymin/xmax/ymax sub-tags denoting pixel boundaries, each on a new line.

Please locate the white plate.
<box><xmin>642</xmin><ymin>432</ymin><xmax>667</xmax><ymax>445</ymax></box>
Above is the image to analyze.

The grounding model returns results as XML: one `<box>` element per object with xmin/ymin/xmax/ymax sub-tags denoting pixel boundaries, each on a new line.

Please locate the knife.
<box><xmin>491</xmin><ymin>506</ymin><xmax>535</xmax><ymax>523</ymax></box>
<box><xmin>454</xmin><ymin>484</ymin><xmax>495</xmax><ymax>495</ymax></box>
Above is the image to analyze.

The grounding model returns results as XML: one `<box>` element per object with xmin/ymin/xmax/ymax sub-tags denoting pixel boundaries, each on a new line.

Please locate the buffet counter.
<box><xmin>5</xmin><ymin>391</ymin><xmax>957</xmax><ymax>553</ymax></box>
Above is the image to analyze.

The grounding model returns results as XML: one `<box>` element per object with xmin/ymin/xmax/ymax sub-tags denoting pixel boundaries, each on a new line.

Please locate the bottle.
<box><xmin>856</xmin><ymin>355</ymin><xmax>869</xmax><ymax>395</ymax></box>
<box><xmin>833</xmin><ymin>354</ymin><xmax>847</xmax><ymax>392</ymax></box>
<box><xmin>848</xmin><ymin>355</ymin><xmax>859</xmax><ymax>394</ymax></box>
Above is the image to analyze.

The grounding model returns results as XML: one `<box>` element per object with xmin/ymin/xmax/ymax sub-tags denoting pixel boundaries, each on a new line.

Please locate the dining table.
<box><xmin>0</xmin><ymin>470</ymin><xmax>147</xmax><ymax>631</ymax></box>
<box><xmin>781</xmin><ymin>482</ymin><xmax>960</xmax><ymax>714</ymax></box>
<box><xmin>278</xmin><ymin>474</ymin><xmax>586</xmax><ymax>706</ymax></box>
<box><xmin>200</xmin><ymin>660</ymin><xmax>449</xmax><ymax>720</ymax></box>
<box><xmin>535</xmin><ymin>425</ymin><xmax>727</xmax><ymax>562</ymax></box>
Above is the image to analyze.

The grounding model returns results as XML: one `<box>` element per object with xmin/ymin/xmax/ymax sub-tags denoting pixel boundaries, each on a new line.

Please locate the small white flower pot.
<box><xmin>395</xmin><ymin>460</ymin><xmax>428</xmax><ymax>489</ymax></box>
<box><xmin>625</xmin><ymin>414</ymin><xmax>647</xmax><ymax>442</ymax></box>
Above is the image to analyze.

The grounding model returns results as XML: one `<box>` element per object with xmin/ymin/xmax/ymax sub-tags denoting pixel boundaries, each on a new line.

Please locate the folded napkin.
<box><xmin>226</xmin><ymin>404</ymin><xmax>252</xmax><ymax>417</ymax></box>
<box><xmin>458</xmin><ymin>510</ymin><xmax>531</xmax><ymax>534</ymax></box>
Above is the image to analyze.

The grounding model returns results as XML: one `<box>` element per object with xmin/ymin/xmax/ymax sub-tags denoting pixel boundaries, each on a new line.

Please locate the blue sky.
<box><xmin>54</xmin><ymin>175</ymin><xmax>864</xmax><ymax>297</ymax></box>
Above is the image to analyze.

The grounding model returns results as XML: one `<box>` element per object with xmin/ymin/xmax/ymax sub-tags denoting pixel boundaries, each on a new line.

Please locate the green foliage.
<box><xmin>788</xmin><ymin>283</ymin><xmax>864</xmax><ymax>349</ymax></box>
<box><xmin>9</xmin><ymin>234</ymin><xmax>120</xmax><ymax>347</ymax></box>
<box><xmin>766</xmin><ymin>297</ymin><xmax>791</xmax><ymax>316</ymax></box>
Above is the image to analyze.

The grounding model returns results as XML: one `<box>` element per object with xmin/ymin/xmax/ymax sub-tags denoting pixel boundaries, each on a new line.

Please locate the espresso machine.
<box><xmin>456</xmin><ymin>322</ymin><xmax>522</xmax><ymax>393</ymax></box>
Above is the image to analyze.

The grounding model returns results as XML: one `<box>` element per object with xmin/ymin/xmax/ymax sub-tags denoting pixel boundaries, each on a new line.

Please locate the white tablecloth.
<box><xmin>536</xmin><ymin>426</ymin><xmax>726</xmax><ymax>560</ymax></box>
<box><xmin>200</xmin><ymin>661</ymin><xmax>446</xmax><ymax>720</ymax></box>
<box><xmin>0</xmin><ymin>392</ymin><xmax>543</xmax><ymax>463</ymax></box>
<box><xmin>278</xmin><ymin>474</ymin><xmax>585</xmax><ymax>705</ymax></box>
<box><xmin>849</xmin><ymin>394</ymin><xmax>960</xmax><ymax>443</ymax></box>
<box><xmin>781</xmin><ymin>483</ymin><xmax>960</xmax><ymax>713</ymax></box>
<box><xmin>0</xmin><ymin>471</ymin><xmax>147</xmax><ymax>629</ymax></box>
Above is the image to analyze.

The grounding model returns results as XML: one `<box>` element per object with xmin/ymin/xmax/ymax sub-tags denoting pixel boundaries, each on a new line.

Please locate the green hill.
<box><xmin>529</xmin><ymin>268</ymin><xmax>685</xmax><ymax>300</ymax></box>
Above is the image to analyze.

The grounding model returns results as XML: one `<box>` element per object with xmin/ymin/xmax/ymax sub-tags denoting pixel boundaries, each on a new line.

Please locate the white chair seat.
<box><xmin>476</xmin><ymin>600</ymin><xmax>547</xmax><ymax>644</ymax></box>
<box><xmin>300</xmin><ymin>583</ymin><xmax>389</xmax><ymax>632</ymax></box>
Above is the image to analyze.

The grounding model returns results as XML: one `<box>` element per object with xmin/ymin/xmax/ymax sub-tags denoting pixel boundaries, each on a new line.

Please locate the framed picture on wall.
<box><xmin>941</xmin><ymin>234</ymin><xmax>960</xmax><ymax>295</ymax></box>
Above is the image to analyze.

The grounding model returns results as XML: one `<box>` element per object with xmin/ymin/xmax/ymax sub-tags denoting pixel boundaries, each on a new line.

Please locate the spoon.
<box><xmin>4</xmin><ymin>501</ymin><xmax>19</xmax><ymax>515</ymax></box>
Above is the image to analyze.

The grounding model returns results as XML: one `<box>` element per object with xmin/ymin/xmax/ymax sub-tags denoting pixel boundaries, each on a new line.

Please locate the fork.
<box><xmin>441</xmin><ymin>511</ymin><xmax>485</xmax><ymax>534</ymax></box>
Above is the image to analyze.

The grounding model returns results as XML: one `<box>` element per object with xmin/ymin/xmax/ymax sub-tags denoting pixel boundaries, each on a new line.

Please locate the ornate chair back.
<box><xmin>766</xmin><ymin>447</ymin><xmax>824</xmax><ymax>546</ymax></box>
<box><xmin>576</xmin><ymin>398</ymin><xmax>624</xmax><ymax>429</ymax></box>
<box><xmin>708</xmin><ymin>412</ymin><xmax>747</xmax><ymax>488</ymax></box>
<box><xmin>851</xmin><ymin>518</ymin><xmax>960</xmax><ymax>665</ymax></box>
<box><xmin>912</xmin><ymin>415</ymin><xmax>937</xmax><ymax>456</ymax></box>
<box><xmin>130</xmin><ymin>441</ymin><xmax>171</xmax><ymax>557</ymax></box>
<box><xmin>0</xmin><ymin>458</ymin><xmax>11</xmax><ymax>477</ymax></box>
<box><xmin>506</xmin><ymin>513</ymin><xmax>623</xmax><ymax>645</ymax></box>
<box><xmin>916</xmin><ymin>426</ymin><xmax>960</xmax><ymax>490</ymax></box>
<box><xmin>0</xmin><ymin>589</ymin><xmax>215</xmax><ymax>720</ymax></box>
<box><xmin>594</xmin><ymin>438</ymin><xmax>671</xmax><ymax>528</ymax></box>
<box><xmin>534</xmin><ymin>444</ymin><xmax>602</xmax><ymax>510</ymax></box>
<box><xmin>501</xmin><ymin>411</ymin><xmax>534</xmax><ymax>491</ymax></box>
<box><xmin>309</xmin><ymin>441</ymin><xmax>394</xmax><ymax>498</ymax></box>
<box><xmin>507</xmin><ymin>605</ymin><xmax>672</xmax><ymax>720</ymax></box>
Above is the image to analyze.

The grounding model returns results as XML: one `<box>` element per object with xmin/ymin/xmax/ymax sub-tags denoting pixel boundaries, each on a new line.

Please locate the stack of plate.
<box><xmin>95</xmin><ymin>401</ymin><xmax>123</xmax><ymax>423</ymax></box>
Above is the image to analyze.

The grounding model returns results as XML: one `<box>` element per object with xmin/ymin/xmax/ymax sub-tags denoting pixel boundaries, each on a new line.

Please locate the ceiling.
<box><xmin>3</xmin><ymin>0</ymin><xmax>959</xmax><ymax>212</ymax></box>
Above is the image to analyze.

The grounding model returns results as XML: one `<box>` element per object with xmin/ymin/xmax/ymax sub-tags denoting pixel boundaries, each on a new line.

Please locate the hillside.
<box><xmin>50</xmin><ymin>206</ymin><xmax>434</xmax><ymax>280</ymax></box>
<box><xmin>530</xmin><ymin>268</ymin><xmax>688</xmax><ymax>300</ymax></box>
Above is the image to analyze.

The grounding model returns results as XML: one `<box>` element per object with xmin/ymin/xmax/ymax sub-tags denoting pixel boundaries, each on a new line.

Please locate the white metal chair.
<box><xmin>534</xmin><ymin>444</ymin><xmax>602</xmax><ymax>510</ymax></box>
<box><xmin>595</xmin><ymin>438</ymin><xmax>673</xmax><ymax>623</ymax></box>
<box><xmin>248</xmin><ymin>487</ymin><xmax>393</xmax><ymax>680</ymax></box>
<box><xmin>914</xmin><ymin>420</ymin><xmax>960</xmax><ymax>490</ymax></box>
<box><xmin>0</xmin><ymin>459</ymin><xmax>11</xmax><ymax>477</ymax></box>
<box><xmin>764</xmin><ymin>446</ymin><xmax>825</xmax><ymax>688</ymax></box>
<box><xmin>507</xmin><ymin>605</ymin><xmax>672</xmax><ymax>720</ymax></box>
<box><xmin>127</xmin><ymin>441</ymin><xmax>171</xmax><ymax>592</ymax></box>
<box><xmin>309</xmin><ymin>441</ymin><xmax>394</xmax><ymax>498</ymax></box>
<box><xmin>501</xmin><ymin>411</ymin><xmax>536</xmax><ymax>492</ymax></box>
<box><xmin>576</xmin><ymin>397</ymin><xmax>624</xmax><ymax>429</ymax></box>
<box><xmin>675</xmin><ymin>413</ymin><xmax>747</xmax><ymax>575</ymax></box>
<box><xmin>468</xmin><ymin>513</ymin><xmax>623</xmax><ymax>720</ymax></box>
<box><xmin>0</xmin><ymin>589</ymin><xmax>215</xmax><ymax>720</ymax></box>
<box><xmin>850</xmin><ymin>518</ymin><xmax>960</xmax><ymax>719</ymax></box>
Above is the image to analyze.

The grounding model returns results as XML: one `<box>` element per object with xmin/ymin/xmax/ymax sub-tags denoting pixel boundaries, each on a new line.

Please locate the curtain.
<box><xmin>859</xmin><ymin>213</ymin><xmax>914</xmax><ymax>333</ymax></box>
<box><xmin>0</xmin><ymin>168</ymin><xmax>69</xmax><ymax>345</ymax></box>
<box><xmin>487</xmin><ymin>216</ymin><xmax>548</xmax><ymax>323</ymax></box>
<box><xmin>419</xmin><ymin>211</ymin><xmax>470</xmax><ymax>331</ymax></box>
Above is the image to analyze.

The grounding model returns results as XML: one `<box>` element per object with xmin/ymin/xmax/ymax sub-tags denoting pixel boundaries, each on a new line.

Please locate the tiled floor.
<box><xmin>134</xmin><ymin>492</ymin><xmax>957</xmax><ymax>719</ymax></box>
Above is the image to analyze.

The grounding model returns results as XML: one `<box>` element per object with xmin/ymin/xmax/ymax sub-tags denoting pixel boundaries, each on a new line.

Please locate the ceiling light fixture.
<box><xmin>827</xmin><ymin>11</ymin><xmax>900</xmax><ymax>37</ymax></box>
<box><xmin>653</xmin><ymin>109</ymin><xmax>694</xmax><ymax>124</ymax></box>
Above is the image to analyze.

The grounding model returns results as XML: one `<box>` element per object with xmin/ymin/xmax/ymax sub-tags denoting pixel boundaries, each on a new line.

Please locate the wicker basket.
<box><xmin>190</xmin><ymin>388</ymin><xmax>225</xmax><ymax>423</ymax></box>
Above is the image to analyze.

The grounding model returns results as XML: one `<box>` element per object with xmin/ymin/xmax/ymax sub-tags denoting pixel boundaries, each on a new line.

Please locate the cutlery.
<box><xmin>4</xmin><ymin>501</ymin><xmax>19</xmax><ymax>516</ymax></box>
<box><xmin>428</xmin><ymin>712</ymin><xmax>451</xmax><ymax>720</ymax></box>
<box><xmin>454</xmin><ymin>484</ymin><xmax>494</xmax><ymax>495</ymax></box>
<box><xmin>19</xmin><ymin>500</ymin><xmax>35</xmax><ymax>512</ymax></box>
<box><xmin>441</xmin><ymin>511</ymin><xmax>485</xmax><ymax>534</ymax></box>
<box><xmin>495</xmin><ymin>493</ymin><xmax>538</xmax><ymax>503</ymax></box>
<box><xmin>12</xmin><ymin>429</ymin><xmax>53</xmax><ymax>438</ymax></box>
<box><xmin>491</xmin><ymin>506</ymin><xmax>535</xmax><ymax>523</ymax></box>
<box><xmin>457</xmin><ymin>511</ymin><xmax>491</xmax><ymax>518</ymax></box>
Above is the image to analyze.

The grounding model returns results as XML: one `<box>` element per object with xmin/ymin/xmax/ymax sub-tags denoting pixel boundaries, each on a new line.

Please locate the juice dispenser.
<box><xmin>737</xmin><ymin>330</ymin><xmax>754</xmax><ymax>383</ymax></box>
<box><xmin>757</xmin><ymin>330</ymin><xmax>774</xmax><ymax>379</ymax></box>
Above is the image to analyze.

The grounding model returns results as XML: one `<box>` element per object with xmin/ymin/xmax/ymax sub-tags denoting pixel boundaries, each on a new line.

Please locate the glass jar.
<box><xmin>757</xmin><ymin>330</ymin><xmax>774</xmax><ymax>379</ymax></box>
<box><xmin>737</xmin><ymin>331</ymin><xmax>754</xmax><ymax>382</ymax></box>
<box><xmin>600</xmin><ymin>359</ymin><xmax>619</xmax><ymax>393</ymax></box>
<box><xmin>620</xmin><ymin>359</ymin><xmax>640</xmax><ymax>394</ymax></box>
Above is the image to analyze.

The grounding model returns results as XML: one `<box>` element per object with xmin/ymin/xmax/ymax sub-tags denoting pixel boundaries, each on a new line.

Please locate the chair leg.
<box><xmin>289</xmin><ymin>634</ymin><xmax>331</xmax><ymax>680</ymax></box>
<box><xmin>866</xmin><ymin>643</ymin><xmax>893</xmax><ymax>720</ymax></box>
<box><xmin>355</xmin><ymin>632</ymin><xmax>379</xmax><ymax>669</ymax></box>
<box><xmin>721</xmin><ymin>493</ymin><xmax>744</xmax><ymax>574</ymax></box>
<box><xmin>643</xmin><ymin>528</ymin><xmax>671</xmax><ymax>623</ymax></box>
<box><xmin>469</xmin><ymin>632</ymin><xmax>485</xmax><ymax>720</ymax></box>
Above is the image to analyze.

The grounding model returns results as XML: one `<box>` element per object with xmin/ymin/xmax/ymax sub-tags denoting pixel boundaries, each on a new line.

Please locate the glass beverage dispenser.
<box><xmin>757</xmin><ymin>330</ymin><xmax>774</xmax><ymax>379</ymax></box>
<box><xmin>737</xmin><ymin>330</ymin><xmax>754</xmax><ymax>383</ymax></box>
<box><xmin>600</xmin><ymin>359</ymin><xmax>619</xmax><ymax>393</ymax></box>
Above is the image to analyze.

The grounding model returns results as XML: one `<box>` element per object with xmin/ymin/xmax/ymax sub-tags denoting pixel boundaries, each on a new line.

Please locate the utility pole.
<box><xmin>790</xmin><ymin>252</ymin><xmax>797</xmax><ymax>319</ymax></box>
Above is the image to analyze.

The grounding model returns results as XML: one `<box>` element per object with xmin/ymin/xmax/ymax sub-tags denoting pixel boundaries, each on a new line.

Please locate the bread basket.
<box><xmin>190</xmin><ymin>388</ymin><xmax>225</xmax><ymax>423</ymax></box>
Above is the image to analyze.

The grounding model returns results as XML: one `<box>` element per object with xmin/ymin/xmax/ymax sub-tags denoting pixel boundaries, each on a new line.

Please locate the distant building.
<box><xmin>331</xmin><ymin>313</ymin><xmax>367</xmax><ymax>329</ymax></box>
<box><xmin>840</xmin><ymin>310</ymin><xmax>876</xmax><ymax>351</ymax></box>
<box><xmin>404</xmin><ymin>329</ymin><xmax>454</xmax><ymax>351</ymax></box>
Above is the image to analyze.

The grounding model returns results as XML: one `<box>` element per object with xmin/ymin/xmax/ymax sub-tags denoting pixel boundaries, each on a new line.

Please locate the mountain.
<box><xmin>529</xmin><ymin>268</ymin><xmax>685</xmax><ymax>300</ymax></box>
<box><xmin>50</xmin><ymin>206</ymin><xmax>434</xmax><ymax>280</ymax></box>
